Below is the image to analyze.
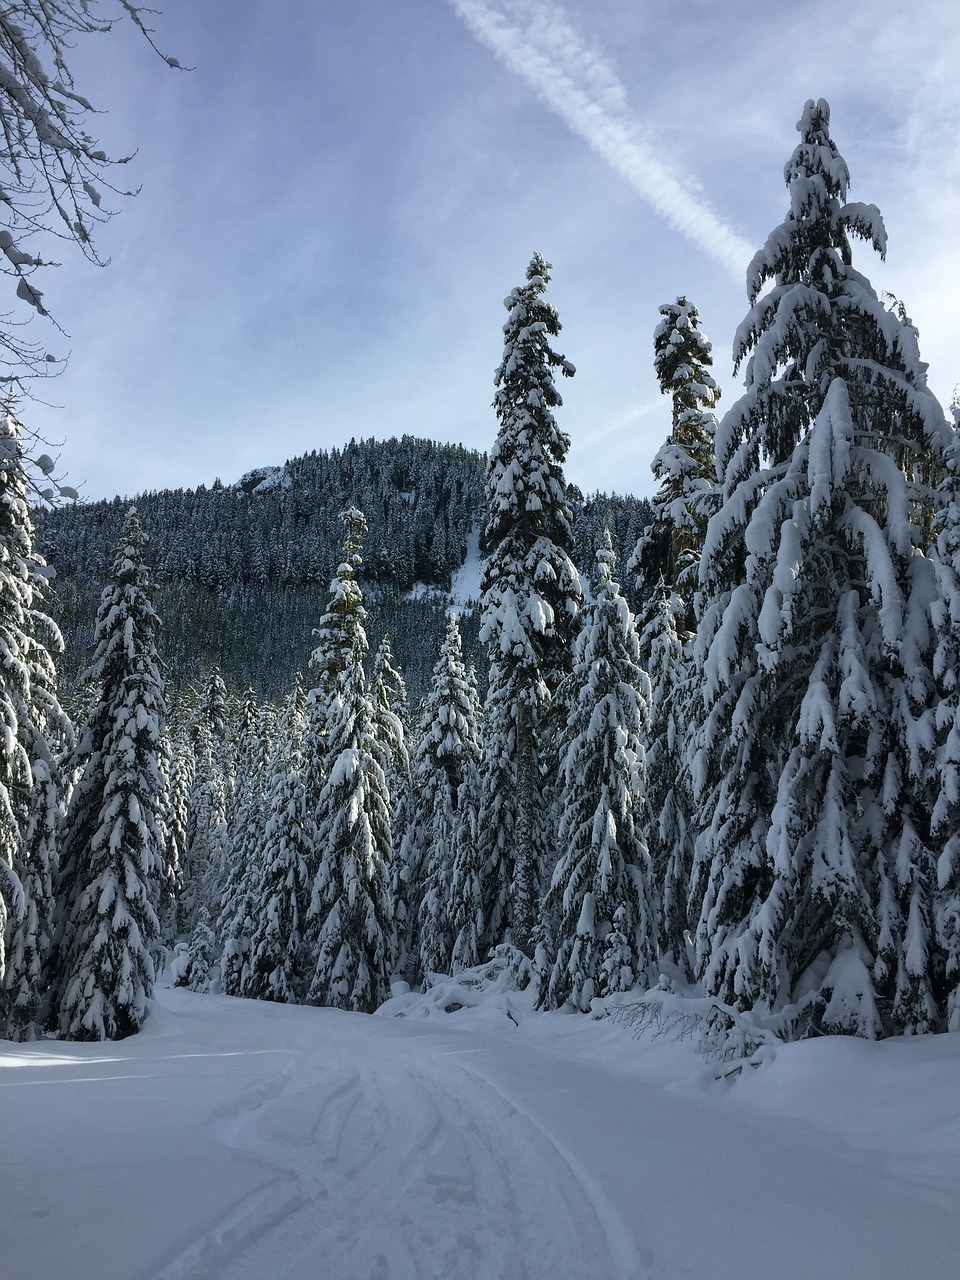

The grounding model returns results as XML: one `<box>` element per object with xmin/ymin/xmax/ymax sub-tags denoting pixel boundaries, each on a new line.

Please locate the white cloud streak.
<box><xmin>447</xmin><ymin>0</ymin><xmax>754</xmax><ymax>280</ymax></box>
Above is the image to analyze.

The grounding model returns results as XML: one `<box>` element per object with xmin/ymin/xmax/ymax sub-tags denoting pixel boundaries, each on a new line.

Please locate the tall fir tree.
<box><xmin>370</xmin><ymin>634</ymin><xmax>413</xmax><ymax>970</ymax></box>
<box><xmin>181</xmin><ymin>666</ymin><xmax>231</xmax><ymax>939</ymax></box>
<box><xmin>300</xmin><ymin>507</ymin><xmax>370</xmax><ymax>859</ymax></box>
<box><xmin>691</xmin><ymin>100</ymin><xmax>952</xmax><ymax>1039</ymax></box>
<box><xmin>0</xmin><ymin>410</ymin><xmax>72</xmax><ymax>1039</ymax></box>
<box><xmin>53</xmin><ymin>508</ymin><xmax>167</xmax><ymax>1040</ymax></box>
<box><xmin>411</xmin><ymin>613</ymin><xmax>483</xmax><ymax>978</ymax></box>
<box><xmin>929</xmin><ymin>422</ymin><xmax>960</xmax><ymax>1031</ymax></box>
<box><xmin>628</xmin><ymin>299</ymin><xmax>721</xmax><ymax>976</ymax></box>
<box><xmin>637</xmin><ymin>581</ymin><xmax>694</xmax><ymax>973</ymax></box>
<box><xmin>245</xmin><ymin>678</ymin><xmax>311</xmax><ymax>1003</ymax></box>
<box><xmin>448</xmin><ymin>657</ymin><xmax>485</xmax><ymax>973</ymax></box>
<box><xmin>629</xmin><ymin>295</ymin><xmax>721</xmax><ymax>620</ymax></box>
<box><xmin>304</xmin><ymin>510</ymin><xmax>394</xmax><ymax>1012</ymax></box>
<box><xmin>159</xmin><ymin>717</ymin><xmax>193</xmax><ymax>941</ymax></box>
<box><xmin>539</xmin><ymin>534</ymin><xmax>655</xmax><ymax>1011</ymax></box>
<box><xmin>478</xmin><ymin>252</ymin><xmax>581</xmax><ymax>955</ymax></box>
<box><xmin>219</xmin><ymin>690</ymin><xmax>275</xmax><ymax>995</ymax></box>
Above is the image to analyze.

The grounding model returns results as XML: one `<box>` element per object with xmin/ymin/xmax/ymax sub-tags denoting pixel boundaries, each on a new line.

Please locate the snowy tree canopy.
<box><xmin>478</xmin><ymin>253</ymin><xmax>583</xmax><ymax>957</ymax></box>
<box><xmin>630</xmin><ymin>296</ymin><xmax>720</xmax><ymax>618</ymax></box>
<box><xmin>539</xmin><ymin>532</ymin><xmax>655</xmax><ymax>1011</ymax></box>
<box><xmin>0</xmin><ymin>407</ymin><xmax>71</xmax><ymax>1037</ymax></box>
<box><xmin>691</xmin><ymin>99</ymin><xmax>953</xmax><ymax>1039</ymax></box>
<box><xmin>305</xmin><ymin>509</ymin><xmax>393</xmax><ymax>1013</ymax></box>
<box><xmin>480</xmin><ymin>252</ymin><xmax>582</xmax><ymax>706</ymax></box>
<box><xmin>53</xmin><ymin>505</ymin><xmax>167</xmax><ymax>1040</ymax></box>
<box><xmin>412</xmin><ymin>613</ymin><xmax>483</xmax><ymax>979</ymax></box>
<box><xmin>244</xmin><ymin>678</ymin><xmax>311</xmax><ymax>1004</ymax></box>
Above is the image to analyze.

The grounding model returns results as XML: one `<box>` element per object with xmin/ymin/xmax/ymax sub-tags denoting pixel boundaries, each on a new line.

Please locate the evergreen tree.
<box><xmin>300</xmin><ymin>508</ymin><xmax>370</xmax><ymax>848</ymax></box>
<box><xmin>370</xmin><ymin>635</ymin><xmax>413</xmax><ymax>968</ymax></box>
<box><xmin>53</xmin><ymin>507</ymin><xmax>167</xmax><ymax>1040</ymax></box>
<box><xmin>370</xmin><ymin>635</ymin><xmax>417</xmax><ymax>979</ymax></box>
<box><xmin>539</xmin><ymin>534</ymin><xmax>655</xmax><ymax>1011</ymax></box>
<box><xmin>0</xmin><ymin>410</ymin><xmax>72</xmax><ymax>1039</ymax></box>
<box><xmin>219</xmin><ymin>690</ymin><xmax>275</xmax><ymax>995</ymax></box>
<box><xmin>475</xmin><ymin>666</ymin><xmax>516</xmax><ymax>956</ymax></box>
<box><xmin>410</xmin><ymin>614</ymin><xmax>483</xmax><ymax>978</ymax></box>
<box><xmin>181</xmin><ymin>666</ymin><xmax>231</xmax><ymax>936</ymax></box>
<box><xmin>478</xmin><ymin>252</ymin><xmax>581</xmax><ymax>954</ymax></box>
<box><xmin>629</xmin><ymin>295</ymin><xmax>720</xmax><ymax>619</ymax></box>
<box><xmin>371</xmin><ymin>636</ymin><xmax>411</xmax><ymax>811</ymax></box>
<box><xmin>449</xmin><ymin>661</ymin><xmax>485</xmax><ymax>973</ymax></box>
<box><xmin>627</xmin><ymin>300</ymin><xmax>721</xmax><ymax>977</ymax></box>
<box><xmin>175</xmin><ymin>903</ymin><xmax>215</xmax><ymax>992</ymax></box>
<box><xmin>691</xmin><ymin>101</ymin><xmax>951</xmax><ymax>1038</ymax></box>
<box><xmin>929</xmin><ymin>420</ymin><xmax>960</xmax><ymax>1031</ymax></box>
<box><xmin>304</xmin><ymin>510</ymin><xmax>393</xmax><ymax>1012</ymax></box>
<box><xmin>245</xmin><ymin>680</ymin><xmax>311</xmax><ymax>1003</ymax></box>
<box><xmin>161</xmin><ymin>718</ymin><xmax>193</xmax><ymax>939</ymax></box>
<box><xmin>637</xmin><ymin>581</ymin><xmax>694</xmax><ymax>972</ymax></box>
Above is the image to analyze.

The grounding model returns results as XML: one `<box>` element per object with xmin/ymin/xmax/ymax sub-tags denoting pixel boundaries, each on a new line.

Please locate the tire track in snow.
<box><xmin>145</xmin><ymin>1027</ymin><xmax>651</xmax><ymax>1280</ymax></box>
<box><xmin>397</xmin><ymin>1051</ymin><xmax>648</xmax><ymax>1280</ymax></box>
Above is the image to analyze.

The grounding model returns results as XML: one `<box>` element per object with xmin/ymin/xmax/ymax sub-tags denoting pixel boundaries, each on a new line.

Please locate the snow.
<box><xmin>450</xmin><ymin>522</ymin><xmax>483</xmax><ymax>606</ymax></box>
<box><xmin>234</xmin><ymin>465</ymin><xmax>291</xmax><ymax>495</ymax></box>
<box><xmin>4</xmin><ymin>983</ymin><xmax>960</xmax><ymax>1280</ymax></box>
<box><xmin>405</xmin><ymin>524</ymin><xmax>484</xmax><ymax>612</ymax></box>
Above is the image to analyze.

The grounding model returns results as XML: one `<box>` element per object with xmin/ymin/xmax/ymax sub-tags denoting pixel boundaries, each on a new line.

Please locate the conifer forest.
<box><xmin>3</xmin><ymin>94</ymin><xmax>960</xmax><ymax>1056</ymax></box>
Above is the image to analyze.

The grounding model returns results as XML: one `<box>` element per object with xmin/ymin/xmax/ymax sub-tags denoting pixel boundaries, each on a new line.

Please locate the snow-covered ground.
<box><xmin>4</xmin><ymin>982</ymin><xmax>959</xmax><ymax>1280</ymax></box>
<box><xmin>449</xmin><ymin>524</ymin><xmax>482</xmax><ymax>608</ymax></box>
<box><xmin>405</xmin><ymin>523</ymin><xmax>483</xmax><ymax>613</ymax></box>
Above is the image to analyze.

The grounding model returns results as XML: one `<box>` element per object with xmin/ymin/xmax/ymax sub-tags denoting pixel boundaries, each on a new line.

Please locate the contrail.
<box><xmin>447</xmin><ymin>0</ymin><xmax>753</xmax><ymax>280</ymax></box>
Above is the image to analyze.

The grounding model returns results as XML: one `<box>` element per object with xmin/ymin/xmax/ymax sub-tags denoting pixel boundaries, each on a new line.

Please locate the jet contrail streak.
<box><xmin>448</xmin><ymin>0</ymin><xmax>753</xmax><ymax>280</ymax></box>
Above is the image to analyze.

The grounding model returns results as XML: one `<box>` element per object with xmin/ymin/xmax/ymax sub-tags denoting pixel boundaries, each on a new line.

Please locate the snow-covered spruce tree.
<box><xmin>371</xmin><ymin>636</ymin><xmax>412</xmax><ymax>830</ymax></box>
<box><xmin>53</xmin><ymin>507</ymin><xmax>168</xmax><ymax>1040</ymax></box>
<box><xmin>627</xmin><ymin>300</ymin><xmax>721</xmax><ymax>976</ymax></box>
<box><xmin>629</xmin><ymin>295</ymin><xmax>721</xmax><ymax>621</ymax></box>
<box><xmin>219</xmin><ymin>690</ymin><xmax>275</xmax><ymax>996</ymax></box>
<box><xmin>691</xmin><ymin>100</ymin><xmax>952</xmax><ymax>1039</ymax></box>
<box><xmin>478</xmin><ymin>252</ymin><xmax>581</xmax><ymax>956</ymax></box>
<box><xmin>304</xmin><ymin>510</ymin><xmax>393</xmax><ymax>1012</ymax></box>
<box><xmin>174</xmin><ymin>903</ymin><xmax>215</xmax><ymax>992</ymax></box>
<box><xmin>158</xmin><ymin>716</ymin><xmax>193</xmax><ymax>942</ymax></box>
<box><xmin>0</xmin><ymin>410</ymin><xmax>72</xmax><ymax>1039</ymax></box>
<box><xmin>370</xmin><ymin>635</ymin><xmax>413</xmax><ymax>968</ymax></box>
<box><xmin>538</xmin><ymin>534</ymin><xmax>655</xmax><ymax>1011</ymax></box>
<box><xmin>448</xmin><ymin>664</ymin><xmax>485</xmax><ymax>972</ymax></box>
<box><xmin>410</xmin><ymin>613</ymin><xmax>483</xmax><ymax>978</ymax></box>
<box><xmin>300</xmin><ymin>508</ymin><xmax>370</xmax><ymax>842</ymax></box>
<box><xmin>244</xmin><ymin>680</ymin><xmax>311</xmax><ymax>1003</ymax></box>
<box><xmin>474</xmin><ymin>663</ymin><xmax>516</xmax><ymax>957</ymax></box>
<box><xmin>929</xmin><ymin>407</ymin><xmax>960</xmax><ymax>1031</ymax></box>
<box><xmin>637</xmin><ymin>579</ymin><xmax>694</xmax><ymax>973</ymax></box>
<box><xmin>180</xmin><ymin>666</ymin><xmax>231</xmax><ymax>937</ymax></box>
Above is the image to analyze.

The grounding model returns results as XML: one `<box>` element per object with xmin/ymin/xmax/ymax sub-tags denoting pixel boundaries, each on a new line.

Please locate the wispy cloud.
<box><xmin>447</xmin><ymin>0</ymin><xmax>753</xmax><ymax>279</ymax></box>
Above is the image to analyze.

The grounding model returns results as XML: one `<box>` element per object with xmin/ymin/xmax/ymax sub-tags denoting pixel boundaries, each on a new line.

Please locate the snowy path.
<box><xmin>145</xmin><ymin>1009</ymin><xmax>643</xmax><ymax>1280</ymax></box>
<box><xmin>4</xmin><ymin>988</ymin><xmax>960</xmax><ymax>1280</ymax></box>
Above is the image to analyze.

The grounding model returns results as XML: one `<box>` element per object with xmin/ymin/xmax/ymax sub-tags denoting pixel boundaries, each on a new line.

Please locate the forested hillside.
<box><xmin>36</xmin><ymin>435</ymin><xmax>651</xmax><ymax>699</ymax></box>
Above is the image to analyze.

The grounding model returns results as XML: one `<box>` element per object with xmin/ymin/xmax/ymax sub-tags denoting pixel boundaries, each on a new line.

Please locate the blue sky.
<box><xmin>21</xmin><ymin>0</ymin><xmax>960</xmax><ymax>501</ymax></box>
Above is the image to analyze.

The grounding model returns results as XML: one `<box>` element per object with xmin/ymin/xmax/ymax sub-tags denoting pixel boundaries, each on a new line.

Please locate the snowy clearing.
<box><xmin>450</xmin><ymin>523</ymin><xmax>483</xmax><ymax>608</ymax></box>
<box><xmin>4</xmin><ymin>986</ymin><xmax>959</xmax><ymax>1280</ymax></box>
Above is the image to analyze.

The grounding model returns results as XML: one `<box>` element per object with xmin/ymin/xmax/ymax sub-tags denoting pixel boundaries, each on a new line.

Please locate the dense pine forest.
<box><xmin>36</xmin><ymin>437</ymin><xmax>650</xmax><ymax>698</ymax></box>
<box><xmin>4</xmin><ymin>96</ymin><xmax>960</xmax><ymax>1054</ymax></box>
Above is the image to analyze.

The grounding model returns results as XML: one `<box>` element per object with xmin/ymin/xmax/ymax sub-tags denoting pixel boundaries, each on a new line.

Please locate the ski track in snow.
<box><xmin>148</xmin><ymin>1032</ymin><xmax>644</xmax><ymax>1280</ymax></box>
<box><xmin>7</xmin><ymin>988</ymin><xmax>960</xmax><ymax>1280</ymax></box>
